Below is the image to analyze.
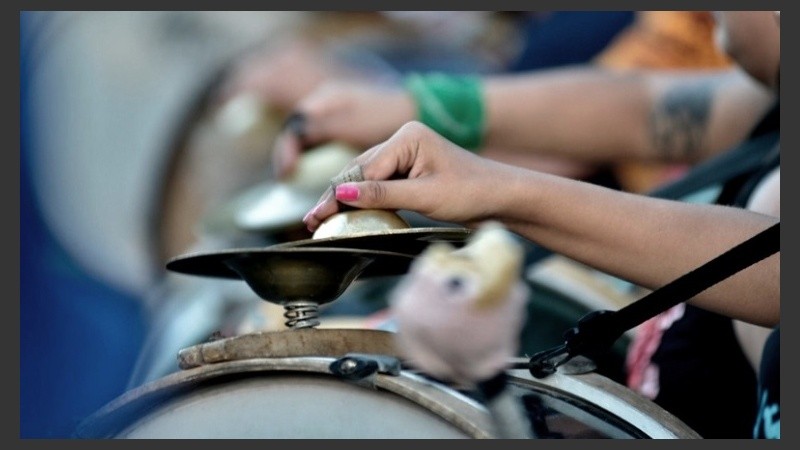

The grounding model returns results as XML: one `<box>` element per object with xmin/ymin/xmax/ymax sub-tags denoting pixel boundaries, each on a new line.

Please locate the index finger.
<box><xmin>302</xmin><ymin>186</ymin><xmax>338</xmax><ymax>232</ymax></box>
<box><xmin>301</xmin><ymin>148</ymin><xmax>378</xmax><ymax>231</ymax></box>
<box><xmin>302</xmin><ymin>124</ymin><xmax>424</xmax><ymax>230</ymax></box>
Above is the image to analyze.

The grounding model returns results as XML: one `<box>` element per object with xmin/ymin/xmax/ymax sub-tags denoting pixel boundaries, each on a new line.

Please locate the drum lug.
<box><xmin>329</xmin><ymin>353</ymin><xmax>401</xmax><ymax>381</ymax></box>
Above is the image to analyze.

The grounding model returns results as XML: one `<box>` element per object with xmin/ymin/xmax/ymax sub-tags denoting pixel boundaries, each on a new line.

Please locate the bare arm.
<box><xmin>483</xmin><ymin>66</ymin><xmax>775</xmax><ymax>164</ymax></box>
<box><xmin>499</xmin><ymin>167</ymin><xmax>778</xmax><ymax>326</ymax></box>
<box><xmin>305</xmin><ymin>122</ymin><xmax>779</xmax><ymax>327</ymax></box>
<box><xmin>733</xmin><ymin>166</ymin><xmax>780</xmax><ymax>368</ymax></box>
<box><xmin>271</xmin><ymin>66</ymin><xmax>774</xmax><ymax>177</ymax></box>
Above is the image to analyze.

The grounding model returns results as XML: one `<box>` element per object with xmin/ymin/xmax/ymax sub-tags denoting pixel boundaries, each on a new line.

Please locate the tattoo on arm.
<box><xmin>650</xmin><ymin>80</ymin><xmax>716</xmax><ymax>161</ymax></box>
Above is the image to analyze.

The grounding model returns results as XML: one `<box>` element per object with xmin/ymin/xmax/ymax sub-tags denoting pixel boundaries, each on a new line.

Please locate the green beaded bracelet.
<box><xmin>405</xmin><ymin>72</ymin><xmax>485</xmax><ymax>151</ymax></box>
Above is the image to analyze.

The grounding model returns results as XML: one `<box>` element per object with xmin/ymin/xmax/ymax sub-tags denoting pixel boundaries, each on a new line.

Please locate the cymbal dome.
<box><xmin>313</xmin><ymin>209</ymin><xmax>410</xmax><ymax>239</ymax></box>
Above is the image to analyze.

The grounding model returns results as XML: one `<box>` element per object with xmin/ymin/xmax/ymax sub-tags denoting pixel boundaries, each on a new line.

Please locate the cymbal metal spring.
<box><xmin>284</xmin><ymin>300</ymin><xmax>320</xmax><ymax>329</ymax></box>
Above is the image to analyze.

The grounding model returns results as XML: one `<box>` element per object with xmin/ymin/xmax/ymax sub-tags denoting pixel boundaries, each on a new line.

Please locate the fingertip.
<box><xmin>302</xmin><ymin>213</ymin><xmax>318</xmax><ymax>233</ymax></box>
<box><xmin>303</xmin><ymin>201</ymin><xmax>320</xmax><ymax>223</ymax></box>
<box><xmin>302</xmin><ymin>196</ymin><xmax>339</xmax><ymax>232</ymax></box>
<box><xmin>305</xmin><ymin>219</ymin><xmax>318</xmax><ymax>233</ymax></box>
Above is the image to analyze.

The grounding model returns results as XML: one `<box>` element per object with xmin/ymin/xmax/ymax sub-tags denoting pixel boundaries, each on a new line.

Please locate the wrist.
<box><xmin>386</xmin><ymin>90</ymin><xmax>417</xmax><ymax>136</ymax></box>
<box><xmin>493</xmin><ymin>165</ymin><xmax>546</xmax><ymax>227</ymax></box>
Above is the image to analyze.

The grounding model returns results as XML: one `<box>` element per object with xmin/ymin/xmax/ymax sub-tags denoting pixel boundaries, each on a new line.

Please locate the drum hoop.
<box><xmin>506</xmin><ymin>369</ymin><xmax>701</xmax><ymax>439</ymax></box>
<box><xmin>79</xmin><ymin>326</ymin><xmax>700</xmax><ymax>439</ymax></box>
<box><xmin>76</xmin><ymin>356</ymin><xmax>495</xmax><ymax>439</ymax></box>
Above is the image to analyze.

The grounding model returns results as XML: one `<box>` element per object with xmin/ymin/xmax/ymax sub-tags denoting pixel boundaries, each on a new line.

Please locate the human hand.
<box><xmin>271</xmin><ymin>81</ymin><xmax>415</xmax><ymax>179</ymax></box>
<box><xmin>302</xmin><ymin>121</ymin><xmax>520</xmax><ymax>232</ymax></box>
<box><xmin>215</xmin><ymin>39</ymin><xmax>336</xmax><ymax>113</ymax></box>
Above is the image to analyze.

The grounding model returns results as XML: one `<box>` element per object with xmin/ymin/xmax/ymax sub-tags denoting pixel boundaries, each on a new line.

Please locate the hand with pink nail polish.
<box><xmin>303</xmin><ymin>121</ymin><xmax>521</xmax><ymax>233</ymax></box>
<box><xmin>303</xmin><ymin>119</ymin><xmax>779</xmax><ymax>331</ymax></box>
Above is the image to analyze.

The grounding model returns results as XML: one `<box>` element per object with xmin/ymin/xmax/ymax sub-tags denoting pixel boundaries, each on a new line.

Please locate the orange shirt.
<box><xmin>596</xmin><ymin>11</ymin><xmax>732</xmax><ymax>70</ymax></box>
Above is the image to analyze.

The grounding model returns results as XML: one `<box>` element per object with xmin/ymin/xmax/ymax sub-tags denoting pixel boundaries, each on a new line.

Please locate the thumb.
<box><xmin>334</xmin><ymin>179</ymin><xmax>423</xmax><ymax>211</ymax></box>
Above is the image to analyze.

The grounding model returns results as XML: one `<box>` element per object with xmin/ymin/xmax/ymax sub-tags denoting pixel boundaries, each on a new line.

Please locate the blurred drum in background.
<box><xmin>21</xmin><ymin>11</ymin><xmax>308</xmax><ymax>437</ymax></box>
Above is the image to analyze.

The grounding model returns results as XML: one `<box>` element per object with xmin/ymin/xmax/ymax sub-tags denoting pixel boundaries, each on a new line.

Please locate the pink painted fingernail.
<box><xmin>335</xmin><ymin>183</ymin><xmax>360</xmax><ymax>202</ymax></box>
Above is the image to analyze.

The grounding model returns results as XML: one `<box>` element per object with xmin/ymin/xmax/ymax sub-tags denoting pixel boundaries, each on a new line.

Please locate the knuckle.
<box><xmin>367</xmin><ymin>181</ymin><xmax>387</xmax><ymax>205</ymax></box>
<box><xmin>398</xmin><ymin>120</ymin><xmax>431</xmax><ymax>138</ymax></box>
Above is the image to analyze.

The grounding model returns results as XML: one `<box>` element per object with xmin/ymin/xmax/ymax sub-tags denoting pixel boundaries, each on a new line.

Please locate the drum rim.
<box><xmin>76</xmin><ymin>356</ymin><xmax>494</xmax><ymax>439</ymax></box>
<box><xmin>506</xmin><ymin>369</ymin><xmax>701</xmax><ymax>439</ymax></box>
<box><xmin>77</xmin><ymin>356</ymin><xmax>700</xmax><ymax>439</ymax></box>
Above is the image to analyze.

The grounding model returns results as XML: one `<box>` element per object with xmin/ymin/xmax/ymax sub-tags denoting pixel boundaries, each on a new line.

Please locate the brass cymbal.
<box><xmin>230</xmin><ymin>180</ymin><xmax>318</xmax><ymax>233</ymax></box>
<box><xmin>231</xmin><ymin>142</ymin><xmax>360</xmax><ymax>234</ymax></box>
<box><xmin>166</xmin><ymin>247</ymin><xmax>413</xmax><ymax>306</ymax></box>
<box><xmin>312</xmin><ymin>209</ymin><xmax>411</xmax><ymax>240</ymax></box>
<box><xmin>272</xmin><ymin>227</ymin><xmax>473</xmax><ymax>256</ymax></box>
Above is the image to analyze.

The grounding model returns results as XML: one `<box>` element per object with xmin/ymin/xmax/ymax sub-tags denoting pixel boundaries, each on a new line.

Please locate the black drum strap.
<box><xmin>528</xmin><ymin>222</ymin><xmax>780</xmax><ymax>378</ymax></box>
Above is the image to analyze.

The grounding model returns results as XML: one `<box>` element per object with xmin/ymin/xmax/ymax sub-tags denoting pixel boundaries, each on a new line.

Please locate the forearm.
<box><xmin>482</xmin><ymin>66</ymin><xmax>774</xmax><ymax>164</ymax></box>
<box><xmin>495</xmin><ymin>168</ymin><xmax>779</xmax><ymax>326</ymax></box>
<box><xmin>484</xmin><ymin>67</ymin><xmax>651</xmax><ymax>161</ymax></box>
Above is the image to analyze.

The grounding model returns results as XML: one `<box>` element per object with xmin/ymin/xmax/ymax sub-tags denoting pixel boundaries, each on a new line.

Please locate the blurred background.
<box><xmin>21</xmin><ymin>11</ymin><xmax>310</xmax><ymax>437</ymax></box>
<box><xmin>22</xmin><ymin>11</ymin><xmax>728</xmax><ymax>437</ymax></box>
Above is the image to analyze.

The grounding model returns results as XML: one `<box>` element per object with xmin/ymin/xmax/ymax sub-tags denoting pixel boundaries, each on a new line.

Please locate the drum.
<box><xmin>76</xmin><ymin>329</ymin><xmax>700</xmax><ymax>439</ymax></box>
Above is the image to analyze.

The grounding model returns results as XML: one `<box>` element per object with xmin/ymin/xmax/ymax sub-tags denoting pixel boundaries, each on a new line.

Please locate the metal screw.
<box><xmin>339</xmin><ymin>358</ymin><xmax>358</xmax><ymax>374</ymax></box>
